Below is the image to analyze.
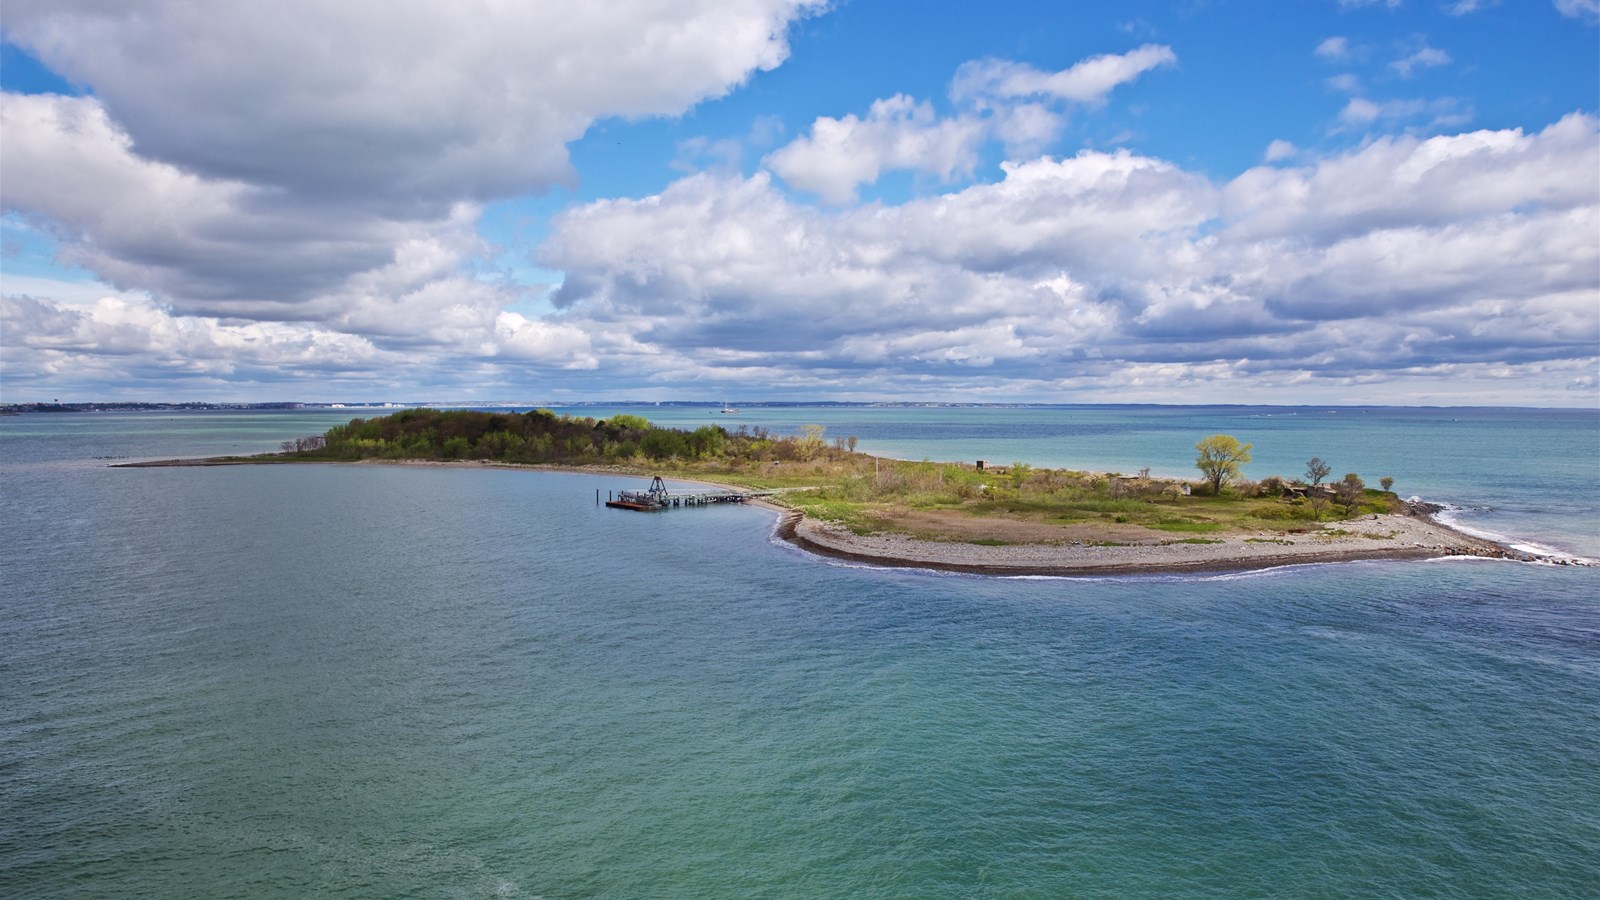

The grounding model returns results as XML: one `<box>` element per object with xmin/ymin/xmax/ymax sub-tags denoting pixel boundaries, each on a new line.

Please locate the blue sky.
<box><xmin>2</xmin><ymin>0</ymin><xmax>1596</xmax><ymax>404</ymax></box>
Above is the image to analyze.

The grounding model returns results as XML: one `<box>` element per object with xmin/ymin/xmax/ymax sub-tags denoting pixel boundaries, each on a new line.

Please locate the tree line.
<box><xmin>289</xmin><ymin>408</ymin><xmax>856</xmax><ymax>466</ymax></box>
<box><xmin>1195</xmin><ymin>434</ymin><xmax>1397</xmax><ymax>519</ymax></box>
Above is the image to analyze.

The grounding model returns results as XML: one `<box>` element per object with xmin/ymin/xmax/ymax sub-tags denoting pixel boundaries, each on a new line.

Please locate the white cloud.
<box><xmin>951</xmin><ymin>45</ymin><xmax>1177</xmax><ymax>106</ymax></box>
<box><xmin>1337</xmin><ymin>95</ymin><xmax>1470</xmax><ymax>130</ymax></box>
<box><xmin>0</xmin><ymin>0</ymin><xmax>823</xmax><ymax>324</ymax></box>
<box><xmin>1264</xmin><ymin>140</ymin><xmax>1298</xmax><ymax>162</ymax></box>
<box><xmin>764</xmin><ymin>95</ymin><xmax>988</xmax><ymax>204</ymax></box>
<box><xmin>1338</xmin><ymin>0</ymin><xmax>1403</xmax><ymax>8</ymax></box>
<box><xmin>1226</xmin><ymin>113</ymin><xmax>1599</xmax><ymax>240</ymax></box>
<box><xmin>0</xmin><ymin>293</ymin><xmax>383</xmax><ymax>380</ymax></box>
<box><xmin>1446</xmin><ymin>0</ymin><xmax>1497</xmax><ymax>14</ymax></box>
<box><xmin>767</xmin><ymin>46</ymin><xmax>1174</xmax><ymax>202</ymax></box>
<box><xmin>3</xmin><ymin>0</ymin><xmax>823</xmax><ymax>211</ymax></box>
<box><xmin>1554</xmin><ymin>0</ymin><xmax>1600</xmax><ymax>23</ymax></box>
<box><xmin>533</xmin><ymin>116</ymin><xmax>1598</xmax><ymax>397</ymax></box>
<box><xmin>1392</xmin><ymin>45</ymin><xmax>1452</xmax><ymax>77</ymax></box>
<box><xmin>1340</xmin><ymin>98</ymin><xmax>1383</xmax><ymax>124</ymax></box>
<box><xmin>1316</xmin><ymin>36</ymin><xmax>1352</xmax><ymax>59</ymax></box>
<box><xmin>1326</xmin><ymin>73</ymin><xmax>1363</xmax><ymax>93</ymax></box>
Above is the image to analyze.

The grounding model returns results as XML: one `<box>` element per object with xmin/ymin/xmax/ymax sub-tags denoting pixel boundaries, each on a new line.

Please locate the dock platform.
<box><xmin>604</xmin><ymin>476</ymin><xmax>771</xmax><ymax>511</ymax></box>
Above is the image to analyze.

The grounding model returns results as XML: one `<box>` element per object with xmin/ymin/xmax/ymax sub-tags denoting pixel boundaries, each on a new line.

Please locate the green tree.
<box><xmin>797</xmin><ymin>424</ymin><xmax>826</xmax><ymax>460</ymax></box>
<box><xmin>1305</xmin><ymin>456</ymin><xmax>1331</xmax><ymax>487</ymax></box>
<box><xmin>1009</xmin><ymin>462</ymin><xmax>1033</xmax><ymax>491</ymax></box>
<box><xmin>1380</xmin><ymin>476</ymin><xmax>1394</xmax><ymax>492</ymax></box>
<box><xmin>1335</xmin><ymin>472</ymin><xmax>1365</xmax><ymax>506</ymax></box>
<box><xmin>1195</xmin><ymin>434</ymin><xmax>1253</xmax><ymax>495</ymax></box>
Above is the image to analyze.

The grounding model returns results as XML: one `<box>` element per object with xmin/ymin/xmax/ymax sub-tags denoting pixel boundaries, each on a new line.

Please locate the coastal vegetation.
<box><xmin>271</xmin><ymin>409</ymin><xmax>1405</xmax><ymax>543</ymax></box>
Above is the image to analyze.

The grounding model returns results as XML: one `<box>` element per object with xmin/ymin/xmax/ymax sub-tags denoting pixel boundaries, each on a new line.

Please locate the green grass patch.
<box><xmin>1246</xmin><ymin>537</ymin><xmax>1295</xmax><ymax>545</ymax></box>
<box><xmin>1167</xmin><ymin>538</ymin><xmax>1224</xmax><ymax>545</ymax></box>
<box><xmin>1150</xmin><ymin>518</ymin><xmax>1221</xmax><ymax>533</ymax></box>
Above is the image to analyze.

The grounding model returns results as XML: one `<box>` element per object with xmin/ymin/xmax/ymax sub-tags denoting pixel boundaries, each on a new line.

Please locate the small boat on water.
<box><xmin>719</xmin><ymin>400</ymin><xmax>739</xmax><ymax>414</ymax></box>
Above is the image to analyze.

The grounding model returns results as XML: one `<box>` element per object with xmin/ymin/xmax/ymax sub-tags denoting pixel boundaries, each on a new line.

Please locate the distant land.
<box><xmin>2</xmin><ymin>400</ymin><xmax>1576</xmax><ymax>416</ymax></box>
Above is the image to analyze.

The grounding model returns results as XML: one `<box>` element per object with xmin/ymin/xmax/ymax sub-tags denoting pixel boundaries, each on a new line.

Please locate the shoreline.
<box><xmin>117</xmin><ymin>455</ymin><xmax>1580</xmax><ymax>575</ymax></box>
<box><xmin>769</xmin><ymin>504</ymin><xmax>1550</xmax><ymax>577</ymax></box>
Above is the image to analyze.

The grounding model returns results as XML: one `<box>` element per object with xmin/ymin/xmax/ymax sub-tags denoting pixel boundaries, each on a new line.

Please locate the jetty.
<box><xmin>604</xmin><ymin>475</ymin><xmax>770</xmax><ymax>511</ymax></box>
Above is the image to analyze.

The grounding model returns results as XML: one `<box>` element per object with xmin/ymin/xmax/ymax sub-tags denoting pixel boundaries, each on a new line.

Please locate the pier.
<box><xmin>603</xmin><ymin>475</ymin><xmax>771</xmax><ymax>511</ymax></box>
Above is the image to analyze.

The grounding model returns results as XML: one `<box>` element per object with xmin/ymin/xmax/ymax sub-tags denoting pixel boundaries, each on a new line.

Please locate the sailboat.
<box><xmin>719</xmin><ymin>399</ymin><xmax>739</xmax><ymax>414</ymax></box>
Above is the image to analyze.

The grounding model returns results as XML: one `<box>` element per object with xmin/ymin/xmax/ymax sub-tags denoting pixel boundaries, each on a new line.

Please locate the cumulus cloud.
<box><xmin>763</xmin><ymin>95</ymin><xmax>988</xmax><ymax>204</ymax></box>
<box><xmin>1</xmin><ymin>1</ymin><xmax>822</xmax><ymax>324</ymax></box>
<box><xmin>3</xmin><ymin>0</ymin><xmax>823</xmax><ymax>212</ymax></box>
<box><xmin>767</xmin><ymin>46</ymin><xmax>1172</xmax><ymax>202</ymax></box>
<box><xmin>0</xmin><ymin>286</ymin><xmax>597</xmax><ymax>399</ymax></box>
<box><xmin>538</xmin><ymin>115</ymin><xmax>1598</xmax><ymax>396</ymax></box>
<box><xmin>1</xmin><ymin>0</ymin><xmax>821</xmax><ymax>393</ymax></box>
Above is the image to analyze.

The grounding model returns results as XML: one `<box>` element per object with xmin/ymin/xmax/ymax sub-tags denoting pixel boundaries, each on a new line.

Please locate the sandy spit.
<box><xmin>768</xmin><ymin>507</ymin><xmax>1550</xmax><ymax>576</ymax></box>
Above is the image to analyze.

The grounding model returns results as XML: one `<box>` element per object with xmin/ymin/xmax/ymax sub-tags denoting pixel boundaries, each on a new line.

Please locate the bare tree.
<box><xmin>1305</xmin><ymin>457</ymin><xmax>1331</xmax><ymax>487</ymax></box>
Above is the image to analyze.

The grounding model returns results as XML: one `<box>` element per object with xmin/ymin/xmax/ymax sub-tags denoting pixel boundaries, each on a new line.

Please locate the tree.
<box><xmin>1308</xmin><ymin>493</ymin><xmax>1330</xmax><ymax>522</ymax></box>
<box><xmin>796</xmin><ymin>424</ymin><xmax>826</xmax><ymax>460</ymax></box>
<box><xmin>1194</xmin><ymin>434</ymin><xmax>1253</xmax><ymax>495</ymax></box>
<box><xmin>1304</xmin><ymin>457</ymin><xmax>1331</xmax><ymax>487</ymax></box>
<box><xmin>1010</xmin><ymin>462</ymin><xmax>1033</xmax><ymax>491</ymax></box>
<box><xmin>1335</xmin><ymin>473</ymin><xmax>1365</xmax><ymax>506</ymax></box>
<box><xmin>1380</xmin><ymin>476</ymin><xmax>1394</xmax><ymax>492</ymax></box>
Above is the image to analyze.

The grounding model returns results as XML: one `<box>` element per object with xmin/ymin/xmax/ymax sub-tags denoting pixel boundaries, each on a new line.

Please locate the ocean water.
<box><xmin>2</xmin><ymin>407</ymin><xmax>1597</xmax><ymax>897</ymax></box>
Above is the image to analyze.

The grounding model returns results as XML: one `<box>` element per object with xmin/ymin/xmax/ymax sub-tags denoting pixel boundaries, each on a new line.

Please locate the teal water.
<box><xmin>2</xmin><ymin>408</ymin><xmax>1597</xmax><ymax>897</ymax></box>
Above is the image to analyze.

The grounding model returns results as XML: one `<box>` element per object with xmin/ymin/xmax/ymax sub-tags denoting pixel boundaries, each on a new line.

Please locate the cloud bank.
<box><xmin>1</xmin><ymin>5</ymin><xmax>1596</xmax><ymax>404</ymax></box>
<box><xmin>538</xmin><ymin>115</ymin><xmax>1599</xmax><ymax>400</ymax></box>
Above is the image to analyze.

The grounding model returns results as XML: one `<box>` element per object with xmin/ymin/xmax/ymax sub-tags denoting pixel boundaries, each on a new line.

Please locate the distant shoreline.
<box><xmin>114</xmin><ymin>454</ymin><xmax>1582</xmax><ymax>575</ymax></box>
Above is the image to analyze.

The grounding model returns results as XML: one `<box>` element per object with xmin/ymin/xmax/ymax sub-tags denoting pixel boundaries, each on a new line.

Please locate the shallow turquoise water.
<box><xmin>2</xmin><ymin>408</ymin><xmax>1597</xmax><ymax>897</ymax></box>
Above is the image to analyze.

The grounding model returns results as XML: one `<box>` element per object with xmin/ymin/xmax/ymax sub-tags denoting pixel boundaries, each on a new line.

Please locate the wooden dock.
<box><xmin>603</xmin><ymin>476</ymin><xmax>771</xmax><ymax>511</ymax></box>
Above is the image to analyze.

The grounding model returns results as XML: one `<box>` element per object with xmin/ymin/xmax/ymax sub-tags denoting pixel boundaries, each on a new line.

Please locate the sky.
<box><xmin>1</xmin><ymin>0</ymin><xmax>1597</xmax><ymax>405</ymax></box>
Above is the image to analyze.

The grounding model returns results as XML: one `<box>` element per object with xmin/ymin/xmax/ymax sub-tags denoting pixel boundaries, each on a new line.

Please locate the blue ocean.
<box><xmin>2</xmin><ymin>405</ymin><xmax>1596</xmax><ymax>897</ymax></box>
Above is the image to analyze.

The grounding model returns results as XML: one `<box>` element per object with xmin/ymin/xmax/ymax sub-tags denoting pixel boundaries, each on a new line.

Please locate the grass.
<box><xmin>628</xmin><ymin>455</ymin><xmax>1405</xmax><ymax>545</ymax></box>
<box><xmin>273</xmin><ymin>439</ymin><xmax>1406</xmax><ymax>545</ymax></box>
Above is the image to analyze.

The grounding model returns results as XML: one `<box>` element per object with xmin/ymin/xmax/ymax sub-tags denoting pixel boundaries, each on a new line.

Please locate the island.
<box><xmin>118</xmin><ymin>407</ymin><xmax>1555</xmax><ymax>575</ymax></box>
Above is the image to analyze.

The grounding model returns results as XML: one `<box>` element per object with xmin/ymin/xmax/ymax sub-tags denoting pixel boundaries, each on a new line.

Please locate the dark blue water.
<box><xmin>2</xmin><ymin>408</ymin><xmax>1597</xmax><ymax>897</ymax></box>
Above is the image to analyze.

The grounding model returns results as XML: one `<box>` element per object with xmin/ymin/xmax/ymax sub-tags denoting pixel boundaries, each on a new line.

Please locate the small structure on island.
<box><xmin>976</xmin><ymin>460</ymin><xmax>988</xmax><ymax>471</ymax></box>
<box><xmin>604</xmin><ymin>475</ymin><xmax>772</xmax><ymax>511</ymax></box>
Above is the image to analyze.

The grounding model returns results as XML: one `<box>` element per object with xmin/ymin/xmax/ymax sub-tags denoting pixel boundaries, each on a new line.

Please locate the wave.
<box><xmin>1429</xmin><ymin>502</ymin><xmax>1598</xmax><ymax>566</ymax></box>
